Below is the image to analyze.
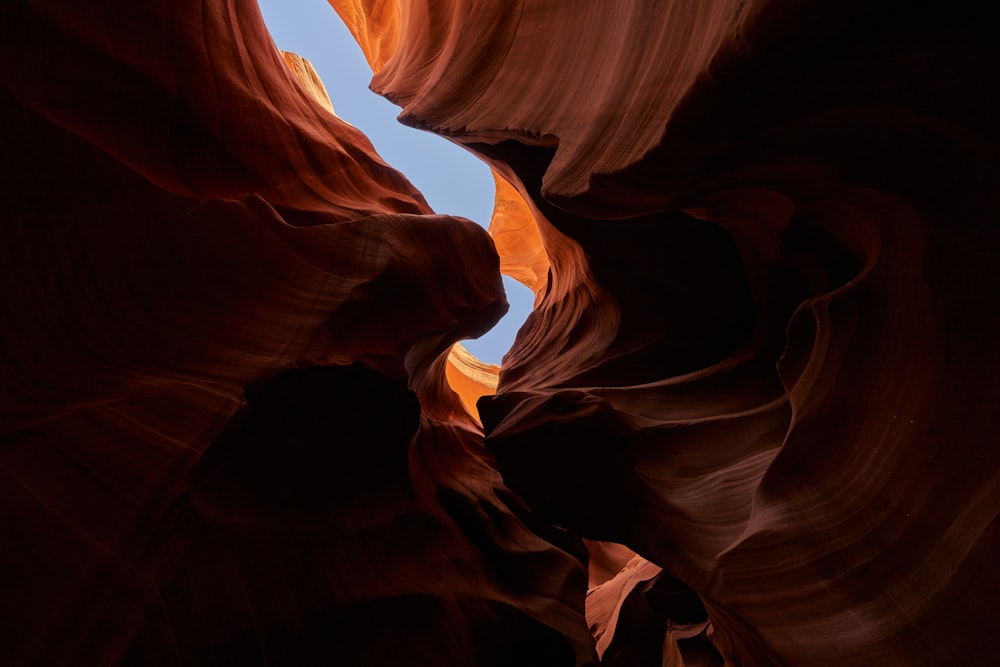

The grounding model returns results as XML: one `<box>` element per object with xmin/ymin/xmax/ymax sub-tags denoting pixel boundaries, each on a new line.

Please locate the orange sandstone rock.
<box><xmin>0</xmin><ymin>1</ymin><xmax>593</xmax><ymax>664</ymax></box>
<box><xmin>4</xmin><ymin>0</ymin><xmax>1000</xmax><ymax>665</ymax></box>
<box><xmin>445</xmin><ymin>343</ymin><xmax>498</xmax><ymax>423</ymax></box>
<box><xmin>487</xmin><ymin>170</ymin><xmax>550</xmax><ymax>301</ymax></box>
<box><xmin>281</xmin><ymin>51</ymin><xmax>335</xmax><ymax>114</ymax></box>
<box><xmin>326</xmin><ymin>0</ymin><xmax>399</xmax><ymax>73</ymax></box>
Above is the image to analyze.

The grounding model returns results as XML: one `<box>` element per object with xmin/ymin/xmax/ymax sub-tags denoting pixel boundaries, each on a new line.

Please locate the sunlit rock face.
<box><xmin>3</xmin><ymin>0</ymin><xmax>999</xmax><ymax>666</ymax></box>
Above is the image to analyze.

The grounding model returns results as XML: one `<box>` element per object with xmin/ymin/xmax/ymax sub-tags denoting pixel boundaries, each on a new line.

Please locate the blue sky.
<box><xmin>255</xmin><ymin>0</ymin><xmax>533</xmax><ymax>365</ymax></box>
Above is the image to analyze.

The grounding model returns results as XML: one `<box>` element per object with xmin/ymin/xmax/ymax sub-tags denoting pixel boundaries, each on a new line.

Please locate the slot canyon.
<box><xmin>2</xmin><ymin>1</ymin><xmax>999</xmax><ymax>664</ymax></box>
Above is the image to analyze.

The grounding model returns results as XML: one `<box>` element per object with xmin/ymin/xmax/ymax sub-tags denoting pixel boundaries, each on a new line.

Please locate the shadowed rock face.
<box><xmin>2</xmin><ymin>0</ymin><xmax>999</xmax><ymax>665</ymax></box>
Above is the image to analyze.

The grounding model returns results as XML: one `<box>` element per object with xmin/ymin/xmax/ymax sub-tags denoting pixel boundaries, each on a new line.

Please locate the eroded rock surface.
<box><xmin>2</xmin><ymin>1</ymin><xmax>590</xmax><ymax>664</ymax></box>
<box><xmin>3</xmin><ymin>0</ymin><xmax>1000</xmax><ymax>665</ymax></box>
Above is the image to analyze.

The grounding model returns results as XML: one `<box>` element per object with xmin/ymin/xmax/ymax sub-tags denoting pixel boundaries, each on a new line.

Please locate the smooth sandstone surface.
<box><xmin>281</xmin><ymin>51</ymin><xmax>335</xmax><ymax>114</ymax></box>
<box><xmin>4</xmin><ymin>0</ymin><xmax>1000</xmax><ymax>665</ymax></box>
<box><xmin>2</xmin><ymin>1</ymin><xmax>590</xmax><ymax>664</ymax></box>
<box><xmin>445</xmin><ymin>342</ymin><xmax>499</xmax><ymax>423</ymax></box>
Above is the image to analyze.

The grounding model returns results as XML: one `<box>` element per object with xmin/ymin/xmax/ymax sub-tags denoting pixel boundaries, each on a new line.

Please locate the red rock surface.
<box><xmin>4</xmin><ymin>0</ymin><xmax>1000</xmax><ymax>665</ymax></box>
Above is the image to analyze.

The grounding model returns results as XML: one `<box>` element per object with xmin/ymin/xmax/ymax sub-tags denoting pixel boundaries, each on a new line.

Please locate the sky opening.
<box><xmin>255</xmin><ymin>0</ymin><xmax>534</xmax><ymax>365</ymax></box>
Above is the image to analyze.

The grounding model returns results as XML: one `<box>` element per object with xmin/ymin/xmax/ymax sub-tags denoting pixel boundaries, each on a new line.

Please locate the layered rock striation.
<box><xmin>337</xmin><ymin>0</ymin><xmax>1000</xmax><ymax>664</ymax></box>
<box><xmin>2</xmin><ymin>1</ymin><xmax>589</xmax><ymax>664</ymax></box>
<box><xmin>3</xmin><ymin>0</ymin><xmax>999</xmax><ymax>665</ymax></box>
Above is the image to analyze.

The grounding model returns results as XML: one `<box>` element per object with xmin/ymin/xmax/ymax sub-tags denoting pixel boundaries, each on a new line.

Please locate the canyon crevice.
<box><xmin>2</xmin><ymin>0</ymin><xmax>999</xmax><ymax>665</ymax></box>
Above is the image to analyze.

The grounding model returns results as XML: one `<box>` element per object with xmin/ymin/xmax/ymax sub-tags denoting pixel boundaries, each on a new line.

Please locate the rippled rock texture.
<box><xmin>3</xmin><ymin>0</ymin><xmax>999</xmax><ymax>665</ymax></box>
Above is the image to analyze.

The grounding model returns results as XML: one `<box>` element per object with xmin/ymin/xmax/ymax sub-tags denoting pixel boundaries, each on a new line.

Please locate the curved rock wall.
<box><xmin>3</xmin><ymin>0</ymin><xmax>1000</xmax><ymax>665</ymax></box>
<box><xmin>2</xmin><ymin>1</ymin><xmax>591</xmax><ymax>664</ymax></box>
<box><xmin>334</xmin><ymin>0</ymin><xmax>1000</xmax><ymax>664</ymax></box>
